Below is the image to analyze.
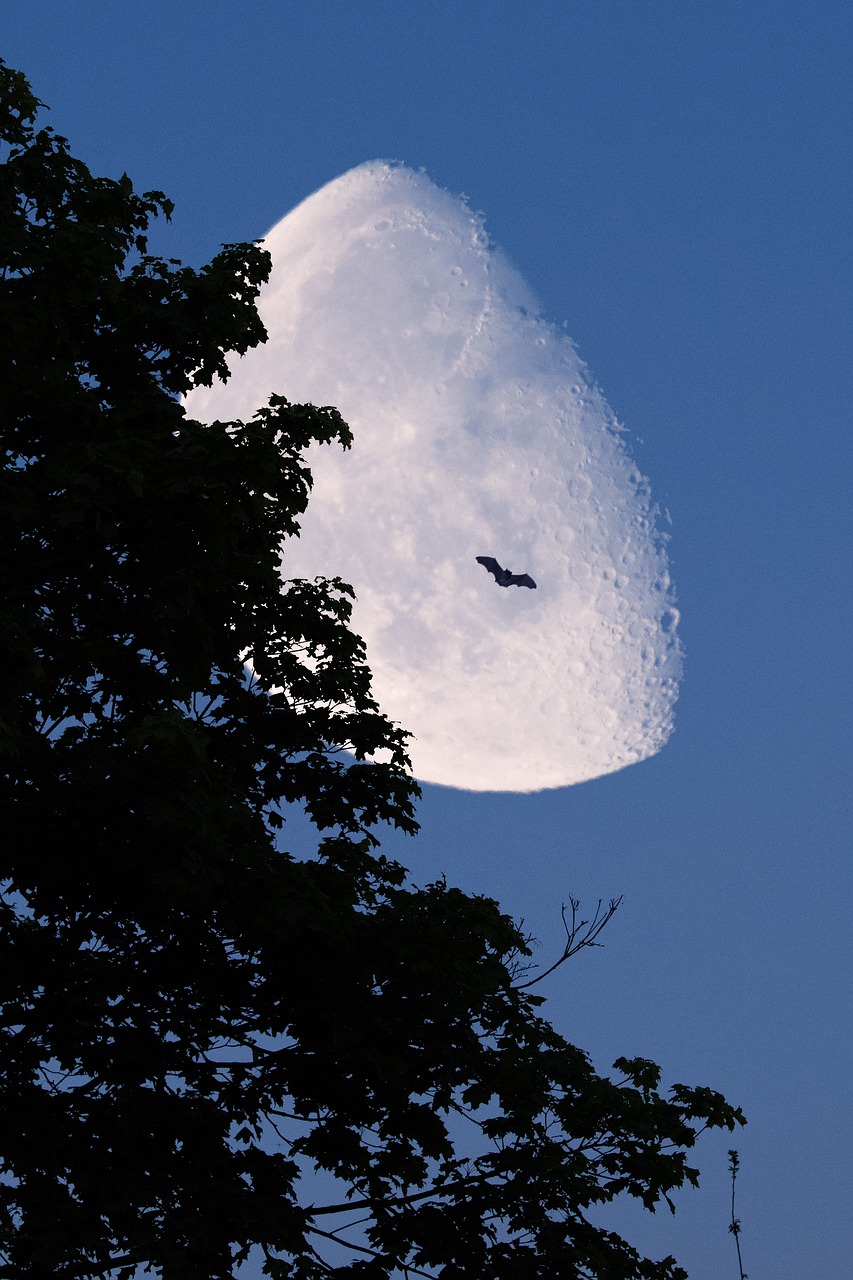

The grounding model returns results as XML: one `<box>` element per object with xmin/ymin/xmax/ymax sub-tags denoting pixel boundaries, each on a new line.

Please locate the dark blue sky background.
<box><xmin>5</xmin><ymin>3</ymin><xmax>851</xmax><ymax>1275</ymax></box>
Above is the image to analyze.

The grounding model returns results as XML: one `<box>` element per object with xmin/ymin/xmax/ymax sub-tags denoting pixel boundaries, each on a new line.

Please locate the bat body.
<box><xmin>476</xmin><ymin>556</ymin><xmax>536</xmax><ymax>589</ymax></box>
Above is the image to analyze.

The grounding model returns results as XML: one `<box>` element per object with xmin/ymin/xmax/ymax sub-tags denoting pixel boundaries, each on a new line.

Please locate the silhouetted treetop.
<box><xmin>0</xmin><ymin>61</ymin><xmax>743</xmax><ymax>1280</ymax></box>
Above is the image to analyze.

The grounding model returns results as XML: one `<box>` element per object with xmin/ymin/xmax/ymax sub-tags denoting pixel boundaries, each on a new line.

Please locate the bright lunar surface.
<box><xmin>186</xmin><ymin>162</ymin><xmax>682</xmax><ymax>791</ymax></box>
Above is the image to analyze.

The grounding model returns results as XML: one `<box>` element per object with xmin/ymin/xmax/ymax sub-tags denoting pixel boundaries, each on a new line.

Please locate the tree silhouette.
<box><xmin>0</xmin><ymin>62</ymin><xmax>744</xmax><ymax>1280</ymax></box>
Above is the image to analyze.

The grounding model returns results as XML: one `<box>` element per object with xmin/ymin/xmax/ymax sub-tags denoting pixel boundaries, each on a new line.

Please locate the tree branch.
<box><xmin>515</xmin><ymin>896</ymin><xmax>622</xmax><ymax>989</ymax></box>
<box><xmin>306</xmin><ymin>1224</ymin><xmax>436</xmax><ymax>1279</ymax></box>
<box><xmin>728</xmin><ymin>1149</ymin><xmax>748</xmax><ymax>1279</ymax></box>
<box><xmin>310</xmin><ymin>1170</ymin><xmax>490</xmax><ymax>1217</ymax></box>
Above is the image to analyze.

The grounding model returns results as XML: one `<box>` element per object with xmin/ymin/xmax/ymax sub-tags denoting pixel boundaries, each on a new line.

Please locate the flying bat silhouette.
<box><xmin>476</xmin><ymin>556</ymin><xmax>537</xmax><ymax>589</ymax></box>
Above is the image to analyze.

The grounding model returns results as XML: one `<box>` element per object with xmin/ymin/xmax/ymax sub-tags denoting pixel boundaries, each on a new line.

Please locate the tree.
<box><xmin>0</xmin><ymin>61</ymin><xmax>744</xmax><ymax>1280</ymax></box>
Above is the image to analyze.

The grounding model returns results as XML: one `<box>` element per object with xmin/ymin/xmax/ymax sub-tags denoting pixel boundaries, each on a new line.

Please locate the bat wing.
<box><xmin>476</xmin><ymin>556</ymin><xmax>503</xmax><ymax>582</ymax></box>
<box><xmin>511</xmin><ymin>573</ymin><xmax>537</xmax><ymax>589</ymax></box>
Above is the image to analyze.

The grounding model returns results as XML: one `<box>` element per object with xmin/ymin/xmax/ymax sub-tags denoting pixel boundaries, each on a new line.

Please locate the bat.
<box><xmin>476</xmin><ymin>556</ymin><xmax>537</xmax><ymax>589</ymax></box>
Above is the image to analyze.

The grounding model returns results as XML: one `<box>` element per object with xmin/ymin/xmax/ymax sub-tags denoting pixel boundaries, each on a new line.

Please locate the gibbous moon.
<box><xmin>185</xmin><ymin>162</ymin><xmax>681</xmax><ymax>792</ymax></box>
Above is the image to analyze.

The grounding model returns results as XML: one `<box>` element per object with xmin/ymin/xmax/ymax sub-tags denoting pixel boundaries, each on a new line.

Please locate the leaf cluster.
<box><xmin>0</xmin><ymin>62</ymin><xmax>744</xmax><ymax>1280</ymax></box>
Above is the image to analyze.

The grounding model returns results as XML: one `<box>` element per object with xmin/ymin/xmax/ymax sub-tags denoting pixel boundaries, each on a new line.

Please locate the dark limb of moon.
<box><xmin>476</xmin><ymin>556</ymin><xmax>537</xmax><ymax>589</ymax></box>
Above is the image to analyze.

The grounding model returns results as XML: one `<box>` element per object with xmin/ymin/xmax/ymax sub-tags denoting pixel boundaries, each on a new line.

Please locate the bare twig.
<box><xmin>515</xmin><ymin>896</ymin><xmax>622</xmax><ymax>990</ymax></box>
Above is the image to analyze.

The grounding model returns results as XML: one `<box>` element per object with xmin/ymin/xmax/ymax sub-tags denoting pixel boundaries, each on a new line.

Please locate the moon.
<box><xmin>185</xmin><ymin>161</ymin><xmax>682</xmax><ymax>792</ymax></box>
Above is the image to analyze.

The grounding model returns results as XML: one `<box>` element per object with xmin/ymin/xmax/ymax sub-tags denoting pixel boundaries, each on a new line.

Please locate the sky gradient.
<box><xmin>5</xmin><ymin>3</ymin><xmax>851</xmax><ymax>1276</ymax></box>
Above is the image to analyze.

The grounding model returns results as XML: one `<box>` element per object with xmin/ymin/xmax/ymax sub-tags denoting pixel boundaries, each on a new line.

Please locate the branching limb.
<box><xmin>309</xmin><ymin>1170</ymin><xmax>490</xmax><ymax>1217</ymax></box>
<box><xmin>306</xmin><ymin>1224</ymin><xmax>436</xmax><ymax>1280</ymax></box>
<box><xmin>515</xmin><ymin>896</ymin><xmax>622</xmax><ymax>989</ymax></box>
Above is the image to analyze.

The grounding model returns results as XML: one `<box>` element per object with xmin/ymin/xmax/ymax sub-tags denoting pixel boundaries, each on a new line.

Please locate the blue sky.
<box><xmin>5</xmin><ymin>3</ymin><xmax>852</xmax><ymax>1275</ymax></box>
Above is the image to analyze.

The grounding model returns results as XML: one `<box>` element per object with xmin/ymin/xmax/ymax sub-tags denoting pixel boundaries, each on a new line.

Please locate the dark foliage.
<box><xmin>0</xmin><ymin>62</ymin><xmax>744</xmax><ymax>1280</ymax></box>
